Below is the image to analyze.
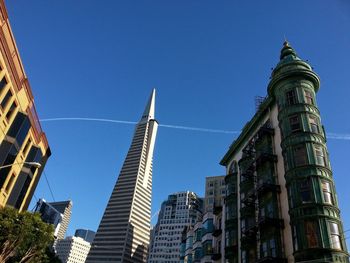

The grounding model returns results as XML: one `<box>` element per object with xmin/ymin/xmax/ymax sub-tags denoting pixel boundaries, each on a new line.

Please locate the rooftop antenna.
<box><xmin>283</xmin><ymin>34</ymin><xmax>289</xmax><ymax>46</ymax></box>
<box><xmin>255</xmin><ymin>96</ymin><xmax>265</xmax><ymax>112</ymax></box>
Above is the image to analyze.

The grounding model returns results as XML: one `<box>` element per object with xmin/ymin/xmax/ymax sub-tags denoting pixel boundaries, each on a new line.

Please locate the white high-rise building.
<box><xmin>55</xmin><ymin>236</ymin><xmax>91</xmax><ymax>263</ymax></box>
<box><xmin>86</xmin><ymin>90</ymin><xmax>158</xmax><ymax>263</ymax></box>
<box><xmin>148</xmin><ymin>191</ymin><xmax>203</xmax><ymax>263</ymax></box>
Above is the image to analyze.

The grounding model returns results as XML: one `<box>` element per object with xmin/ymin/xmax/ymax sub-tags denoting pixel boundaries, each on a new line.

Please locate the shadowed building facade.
<box><xmin>86</xmin><ymin>90</ymin><xmax>158</xmax><ymax>263</ymax></box>
<box><xmin>221</xmin><ymin>43</ymin><xmax>349</xmax><ymax>263</ymax></box>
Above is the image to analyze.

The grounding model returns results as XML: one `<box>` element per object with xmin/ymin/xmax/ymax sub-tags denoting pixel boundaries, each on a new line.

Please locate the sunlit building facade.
<box><xmin>180</xmin><ymin>176</ymin><xmax>226</xmax><ymax>263</ymax></box>
<box><xmin>148</xmin><ymin>191</ymin><xmax>203</xmax><ymax>263</ymax></box>
<box><xmin>0</xmin><ymin>0</ymin><xmax>50</xmax><ymax>212</ymax></box>
<box><xmin>55</xmin><ymin>236</ymin><xmax>91</xmax><ymax>263</ymax></box>
<box><xmin>221</xmin><ymin>43</ymin><xmax>349</xmax><ymax>263</ymax></box>
<box><xmin>87</xmin><ymin>90</ymin><xmax>158</xmax><ymax>263</ymax></box>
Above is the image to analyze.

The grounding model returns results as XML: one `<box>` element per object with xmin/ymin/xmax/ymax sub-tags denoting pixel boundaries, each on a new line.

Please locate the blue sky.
<box><xmin>6</xmin><ymin>0</ymin><xmax>350</xmax><ymax>243</ymax></box>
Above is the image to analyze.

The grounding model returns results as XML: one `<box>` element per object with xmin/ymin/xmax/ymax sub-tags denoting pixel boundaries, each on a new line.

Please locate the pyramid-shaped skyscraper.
<box><xmin>86</xmin><ymin>90</ymin><xmax>158</xmax><ymax>263</ymax></box>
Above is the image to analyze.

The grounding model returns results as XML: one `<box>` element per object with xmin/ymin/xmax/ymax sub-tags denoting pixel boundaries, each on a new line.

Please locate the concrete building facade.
<box><xmin>204</xmin><ymin>176</ymin><xmax>226</xmax><ymax>213</ymax></box>
<box><xmin>0</xmin><ymin>0</ymin><xmax>50</xmax><ymax>212</ymax></box>
<box><xmin>148</xmin><ymin>191</ymin><xmax>203</xmax><ymax>263</ymax></box>
<box><xmin>55</xmin><ymin>236</ymin><xmax>91</xmax><ymax>263</ymax></box>
<box><xmin>87</xmin><ymin>89</ymin><xmax>158</xmax><ymax>263</ymax></box>
<box><xmin>221</xmin><ymin>42</ymin><xmax>349</xmax><ymax>263</ymax></box>
<box><xmin>180</xmin><ymin>176</ymin><xmax>226</xmax><ymax>263</ymax></box>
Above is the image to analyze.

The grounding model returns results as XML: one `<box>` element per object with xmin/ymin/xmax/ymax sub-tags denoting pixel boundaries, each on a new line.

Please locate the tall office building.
<box><xmin>75</xmin><ymin>229</ymin><xmax>96</xmax><ymax>243</ymax></box>
<box><xmin>0</xmin><ymin>1</ymin><xmax>50</xmax><ymax>212</ymax></box>
<box><xmin>221</xmin><ymin>42</ymin><xmax>349</xmax><ymax>263</ymax></box>
<box><xmin>35</xmin><ymin>199</ymin><xmax>73</xmax><ymax>240</ymax></box>
<box><xmin>49</xmin><ymin>200</ymin><xmax>73</xmax><ymax>240</ymax></box>
<box><xmin>87</xmin><ymin>90</ymin><xmax>158</xmax><ymax>263</ymax></box>
<box><xmin>148</xmin><ymin>191</ymin><xmax>203</xmax><ymax>263</ymax></box>
<box><xmin>55</xmin><ymin>236</ymin><xmax>91</xmax><ymax>263</ymax></box>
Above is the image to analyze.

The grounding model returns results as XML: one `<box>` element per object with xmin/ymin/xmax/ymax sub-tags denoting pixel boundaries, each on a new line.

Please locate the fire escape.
<box><xmin>239</xmin><ymin>121</ymin><xmax>287</xmax><ymax>263</ymax></box>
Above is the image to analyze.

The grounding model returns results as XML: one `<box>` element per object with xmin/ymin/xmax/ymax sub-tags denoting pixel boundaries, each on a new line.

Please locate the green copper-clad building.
<box><xmin>221</xmin><ymin>42</ymin><xmax>349</xmax><ymax>263</ymax></box>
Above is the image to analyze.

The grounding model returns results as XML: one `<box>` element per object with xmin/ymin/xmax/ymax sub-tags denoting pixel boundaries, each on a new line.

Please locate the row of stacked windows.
<box><xmin>225</xmin><ymin>164</ymin><xmax>238</xmax><ymax>263</ymax></box>
<box><xmin>279</xmin><ymin>83</ymin><xmax>348</xmax><ymax>262</ymax></box>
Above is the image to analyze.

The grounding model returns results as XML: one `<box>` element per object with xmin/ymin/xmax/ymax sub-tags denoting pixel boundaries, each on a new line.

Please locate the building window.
<box><xmin>242</xmin><ymin>250</ymin><xmax>247</xmax><ymax>263</ymax></box>
<box><xmin>305</xmin><ymin>221</ymin><xmax>319</xmax><ymax>248</ymax></box>
<box><xmin>322</xmin><ymin>181</ymin><xmax>333</xmax><ymax>205</ymax></box>
<box><xmin>304</xmin><ymin>90</ymin><xmax>314</xmax><ymax>105</ymax></box>
<box><xmin>5</xmin><ymin>173</ymin><xmax>15</xmax><ymax>193</ymax></box>
<box><xmin>288</xmin><ymin>187</ymin><xmax>294</xmax><ymax>208</ymax></box>
<box><xmin>286</xmin><ymin>90</ymin><xmax>297</xmax><ymax>105</ymax></box>
<box><xmin>229</xmin><ymin>161</ymin><xmax>237</xmax><ymax>174</ymax></box>
<box><xmin>314</xmin><ymin>145</ymin><xmax>326</xmax><ymax>166</ymax></box>
<box><xmin>261</xmin><ymin>241</ymin><xmax>268</xmax><ymax>257</ymax></box>
<box><xmin>329</xmin><ymin>222</ymin><xmax>342</xmax><ymax>250</ymax></box>
<box><xmin>6</xmin><ymin>101</ymin><xmax>17</xmax><ymax>120</ymax></box>
<box><xmin>1</xmin><ymin>89</ymin><xmax>12</xmax><ymax>109</ymax></box>
<box><xmin>300</xmin><ymin>178</ymin><xmax>312</xmax><ymax>203</ymax></box>
<box><xmin>293</xmin><ymin>225</ymin><xmax>299</xmax><ymax>251</ymax></box>
<box><xmin>294</xmin><ymin>145</ymin><xmax>308</xmax><ymax>166</ymax></box>
<box><xmin>0</xmin><ymin>76</ymin><xmax>7</xmax><ymax>93</ymax></box>
<box><xmin>269</xmin><ymin>238</ymin><xmax>276</xmax><ymax>257</ymax></box>
<box><xmin>22</xmin><ymin>139</ymin><xmax>32</xmax><ymax>156</ymax></box>
<box><xmin>309</xmin><ymin>115</ymin><xmax>319</xmax><ymax>133</ymax></box>
<box><xmin>289</xmin><ymin>115</ymin><xmax>301</xmax><ymax>133</ymax></box>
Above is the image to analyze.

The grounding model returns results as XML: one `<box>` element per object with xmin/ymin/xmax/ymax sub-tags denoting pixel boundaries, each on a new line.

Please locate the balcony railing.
<box><xmin>225</xmin><ymin>244</ymin><xmax>238</xmax><ymax>259</ymax></box>
<box><xmin>211</xmin><ymin>252</ymin><xmax>221</xmax><ymax>261</ymax></box>
<box><xmin>225</xmin><ymin>218</ymin><xmax>238</xmax><ymax>229</ymax></box>
<box><xmin>257</xmin><ymin>256</ymin><xmax>287</xmax><ymax>263</ymax></box>
<box><xmin>213</xmin><ymin>205</ymin><xmax>222</xmax><ymax>215</ymax></box>
<box><xmin>255</xmin><ymin>152</ymin><xmax>277</xmax><ymax>167</ymax></box>
<box><xmin>241</xmin><ymin>192</ymin><xmax>256</xmax><ymax>207</ymax></box>
<box><xmin>241</xmin><ymin>225</ymin><xmax>257</xmax><ymax>243</ymax></box>
<box><xmin>257</xmin><ymin>125</ymin><xmax>274</xmax><ymax>139</ymax></box>
<box><xmin>212</xmin><ymin>228</ymin><xmax>222</xmax><ymax>237</ymax></box>
<box><xmin>240</xmin><ymin>205</ymin><xmax>255</xmax><ymax>217</ymax></box>
<box><xmin>257</xmin><ymin>181</ymin><xmax>280</xmax><ymax>196</ymax></box>
<box><xmin>258</xmin><ymin>216</ymin><xmax>284</xmax><ymax>229</ymax></box>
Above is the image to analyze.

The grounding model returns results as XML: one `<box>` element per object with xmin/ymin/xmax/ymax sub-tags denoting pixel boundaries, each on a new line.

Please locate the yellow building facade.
<box><xmin>0</xmin><ymin>1</ymin><xmax>50</xmax><ymax>211</ymax></box>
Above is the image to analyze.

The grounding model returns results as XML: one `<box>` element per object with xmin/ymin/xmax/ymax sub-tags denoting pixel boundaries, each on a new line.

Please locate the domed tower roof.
<box><xmin>280</xmin><ymin>41</ymin><xmax>299</xmax><ymax>60</ymax></box>
<box><xmin>268</xmin><ymin>41</ymin><xmax>320</xmax><ymax>96</ymax></box>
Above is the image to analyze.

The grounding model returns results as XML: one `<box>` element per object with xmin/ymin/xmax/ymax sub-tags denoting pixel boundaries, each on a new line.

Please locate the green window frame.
<box><xmin>286</xmin><ymin>89</ymin><xmax>297</xmax><ymax>105</ymax></box>
<box><xmin>321</xmin><ymin>181</ymin><xmax>333</xmax><ymax>205</ymax></box>
<box><xmin>328</xmin><ymin>222</ymin><xmax>342</xmax><ymax>250</ymax></box>
<box><xmin>304</xmin><ymin>90</ymin><xmax>314</xmax><ymax>105</ymax></box>
<box><xmin>289</xmin><ymin>114</ymin><xmax>301</xmax><ymax>133</ymax></box>
<box><xmin>305</xmin><ymin>220</ymin><xmax>319</xmax><ymax>248</ymax></box>
<box><xmin>309</xmin><ymin>115</ymin><xmax>319</xmax><ymax>133</ymax></box>
<box><xmin>294</xmin><ymin>144</ymin><xmax>308</xmax><ymax>167</ymax></box>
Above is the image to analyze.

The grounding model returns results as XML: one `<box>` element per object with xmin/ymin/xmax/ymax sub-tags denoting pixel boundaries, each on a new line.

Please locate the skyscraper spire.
<box><xmin>86</xmin><ymin>90</ymin><xmax>158</xmax><ymax>263</ymax></box>
<box><xmin>142</xmin><ymin>88</ymin><xmax>156</xmax><ymax>121</ymax></box>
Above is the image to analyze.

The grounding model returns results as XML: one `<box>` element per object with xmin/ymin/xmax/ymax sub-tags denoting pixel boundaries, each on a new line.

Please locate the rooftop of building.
<box><xmin>220</xmin><ymin>42</ymin><xmax>317</xmax><ymax>166</ymax></box>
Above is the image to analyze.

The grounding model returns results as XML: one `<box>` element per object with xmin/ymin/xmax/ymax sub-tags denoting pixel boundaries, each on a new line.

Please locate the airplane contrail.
<box><xmin>40</xmin><ymin>117</ymin><xmax>138</xmax><ymax>125</ymax></box>
<box><xmin>39</xmin><ymin>117</ymin><xmax>239</xmax><ymax>134</ymax></box>
<box><xmin>39</xmin><ymin>117</ymin><xmax>350</xmax><ymax>140</ymax></box>
<box><xmin>327</xmin><ymin>133</ymin><xmax>350</xmax><ymax>140</ymax></box>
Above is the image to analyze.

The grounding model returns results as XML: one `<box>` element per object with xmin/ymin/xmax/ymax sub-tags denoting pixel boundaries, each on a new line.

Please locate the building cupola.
<box><xmin>268</xmin><ymin>41</ymin><xmax>320</xmax><ymax>96</ymax></box>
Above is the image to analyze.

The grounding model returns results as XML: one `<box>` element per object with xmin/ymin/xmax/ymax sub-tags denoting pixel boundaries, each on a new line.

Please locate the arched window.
<box><xmin>229</xmin><ymin>161</ymin><xmax>238</xmax><ymax>174</ymax></box>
